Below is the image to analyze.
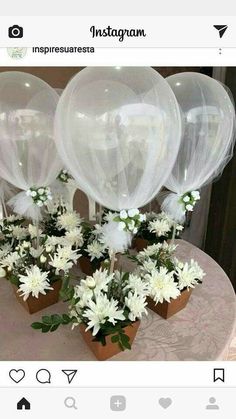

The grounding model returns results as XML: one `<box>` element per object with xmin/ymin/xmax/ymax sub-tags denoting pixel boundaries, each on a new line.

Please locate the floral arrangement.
<box><xmin>113</xmin><ymin>209</ymin><xmax>146</xmax><ymax>234</ymax></box>
<box><xmin>0</xmin><ymin>214</ymin><xmax>26</xmax><ymax>246</ymax></box>
<box><xmin>26</xmin><ymin>187</ymin><xmax>52</xmax><ymax>207</ymax></box>
<box><xmin>134</xmin><ymin>211</ymin><xmax>184</xmax><ymax>244</ymax></box>
<box><xmin>32</xmin><ymin>268</ymin><xmax>148</xmax><ymax>350</ymax></box>
<box><xmin>0</xmin><ymin>206</ymin><xmax>84</xmax><ymax>301</ymax></box>
<box><xmin>180</xmin><ymin>190</ymin><xmax>200</xmax><ymax>213</ymax></box>
<box><xmin>133</xmin><ymin>241</ymin><xmax>205</xmax><ymax>304</ymax></box>
<box><xmin>79</xmin><ymin>209</ymin><xmax>137</xmax><ymax>274</ymax></box>
<box><xmin>79</xmin><ymin>222</ymin><xmax>110</xmax><ymax>270</ymax></box>
<box><xmin>0</xmin><ymin>220</ymin><xmax>80</xmax><ymax>301</ymax></box>
<box><xmin>42</xmin><ymin>206</ymin><xmax>84</xmax><ymax>247</ymax></box>
<box><xmin>57</xmin><ymin>169</ymin><xmax>73</xmax><ymax>184</ymax></box>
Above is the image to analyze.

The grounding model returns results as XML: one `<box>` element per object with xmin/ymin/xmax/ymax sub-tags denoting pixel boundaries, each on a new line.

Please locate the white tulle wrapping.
<box><xmin>8</xmin><ymin>191</ymin><xmax>42</xmax><ymax>221</ymax></box>
<box><xmin>0</xmin><ymin>72</ymin><xmax>63</xmax><ymax>221</ymax></box>
<box><xmin>49</xmin><ymin>178</ymin><xmax>77</xmax><ymax>210</ymax></box>
<box><xmin>160</xmin><ymin>192</ymin><xmax>186</xmax><ymax>223</ymax></box>
<box><xmin>0</xmin><ymin>179</ymin><xmax>17</xmax><ymax>218</ymax></box>
<box><xmin>160</xmin><ymin>72</ymin><xmax>236</xmax><ymax>221</ymax></box>
<box><xmin>101</xmin><ymin>221</ymin><xmax>131</xmax><ymax>253</ymax></box>
<box><xmin>54</xmin><ymin>67</ymin><xmax>181</xmax><ymax>211</ymax></box>
<box><xmin>0</xmin><ymin>179</ymin><xmax>17</xmax><ymax>204</ymax></box>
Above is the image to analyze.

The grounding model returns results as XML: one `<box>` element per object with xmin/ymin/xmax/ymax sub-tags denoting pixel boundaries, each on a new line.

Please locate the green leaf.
<box><xmin>51</xmin><ymin>314</ymin><xmax>62</xmax><ymax>324</ymax></box>
<box><xmin>121</xmin><ymin>272</ymin><xmax>129</xmax><ymax>283</ymax></box>
<box><xmin>9</xmin><ymin>276</ymin><xmax>19</xmax><ymax>286</ymax></box>
<box><xmin>111</xmin><ymin>334</ymin><xmax>119</xmax><ymax>343</ymax></box>
<box><xmin>31</xmin><ymin>322</ymin><xmax>43</xmax><ymax>330</ymax></box>
<box><xmin>124</xmin><ymin>341</ymin><xmax>131</xmax><ymax>350</ymax></box>
<box><xmin>120</xmin><ymin>333</ymin><xmax>131</xmax><ymax>350</ymax></box>
<box><xmin>42</xmin><ymin>316</ymin><xmax>53</xmax><ymax>325</ymax></box>
<box><xmin>41</xmin><ymin>324</ymin><xmax>51</xmax><ymax>333</ymax></box>
<box><xmin>50</xmin><ymin>324</ymin><xmax>60</xmax><ymax>332</ymax></box>
<box><xmin>62</xmin><ymin>314</ymin><xmax>71</xmax><ymax>324</ymax></box>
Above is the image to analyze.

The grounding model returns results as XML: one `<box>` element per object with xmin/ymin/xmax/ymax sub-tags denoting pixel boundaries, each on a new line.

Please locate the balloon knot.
<box><xmin>179</xmin><ymin>190</ymin><xmax>201</xmax><ymax>212</ymax></box>
<box><xmin>26</xmin><ymin>186</ymin><xmax>53</xmax><ymax>207</ymax></box>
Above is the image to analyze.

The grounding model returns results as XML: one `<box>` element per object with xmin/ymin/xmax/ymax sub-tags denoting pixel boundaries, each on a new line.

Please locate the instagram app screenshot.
<box><xmin>0</xmin><ymin>4</ymin><xmax>236</xmax><ymax>418</ymax></box>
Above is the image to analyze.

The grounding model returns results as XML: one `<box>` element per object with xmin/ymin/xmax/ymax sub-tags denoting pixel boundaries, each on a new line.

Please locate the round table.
<box><xmin>0</xmin><ymin>240</ymin><xmax>235</xmax><ymax>361</ymax></box>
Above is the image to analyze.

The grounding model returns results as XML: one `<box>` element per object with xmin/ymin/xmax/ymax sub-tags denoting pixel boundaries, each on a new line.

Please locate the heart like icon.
<box><xmin>159</xmin><ymin>397</ymin><xmax>172</xmax><ymax>409</ymax></box>
<box><xmin>9</xmin><ymin>369</ymin><xmax>25</xmax><ymax>384</ymax></box>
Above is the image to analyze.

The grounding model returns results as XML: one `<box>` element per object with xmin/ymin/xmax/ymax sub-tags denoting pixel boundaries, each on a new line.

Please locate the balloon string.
<box><xmin>171</xmin><ymin>222</ymin><xmax>177</xmax><ymax>246</ymax></box>
<box><xmin>59</xmin><ymin>195</ymin><xmax>63</xmax><ymax>211</ymax></box>
<box><xmin>98</xmin><ymin>204</ymin><xmax>103</xmax><ymax>225</ymax></box>
<box><xmin>2</xmin><ymin>199</ymin><xmax>8</xmax><ymax>218</ymax></box>
<box><xmin>109</xmin><ymin>252</ymin><xmax>116</xmax><ymax>275</ymax></box>
<box><xmin>35</xmin><ymin>220</ymin><xmax>40</xmax><ymax>250</ymax></box>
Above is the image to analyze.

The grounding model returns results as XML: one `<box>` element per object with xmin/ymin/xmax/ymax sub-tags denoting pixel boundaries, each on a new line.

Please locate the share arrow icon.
<box><xmin>214</xmin><ymin>25</ymin><xmax>228</xmax><ymax>38</ymax></box>
<box><xmin>62</xmin><ymin>369</ymin><xmax>78</xmax><ymax>384</ymax></box>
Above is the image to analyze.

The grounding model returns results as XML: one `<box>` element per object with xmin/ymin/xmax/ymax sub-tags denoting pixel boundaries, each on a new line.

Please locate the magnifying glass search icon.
<box><xmin>64</xmin><ymin>397</ymin><xmax>78</xmax><ymax>409</ymax></box>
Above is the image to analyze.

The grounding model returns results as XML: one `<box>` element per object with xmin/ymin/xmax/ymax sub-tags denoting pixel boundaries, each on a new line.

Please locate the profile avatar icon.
<box><xmin>206</xmin><ymin>397</ymin><xmax>219</xmax><ymax>410</ymax></box>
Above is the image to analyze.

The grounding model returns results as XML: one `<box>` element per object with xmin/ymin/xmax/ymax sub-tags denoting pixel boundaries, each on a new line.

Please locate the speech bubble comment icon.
<box><xmin>36</xmin><ymin>369</ymin><xmax>51</xmax><ymax>384</ymax></box>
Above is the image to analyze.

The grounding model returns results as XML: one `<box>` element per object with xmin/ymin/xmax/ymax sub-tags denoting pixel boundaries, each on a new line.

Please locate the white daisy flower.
<box><xmin>148</xmin><ymin>218</ymin><xmax>171</xmax><ymax>237</ymax></box>
<box><xmin>125</xmin><ymin>292</ymin><xmax>148</xmax><ymax>322</ymax></box>
<box><xmin>124</xmin><ymin>273</ymin><xmax>149</xmax><ymax>296</ymax></box>
<box><xmin>83</xmin><ymin>294</ymin><xmax>125</xmax><ymax>336</ymax></box>
<box><xmin>49</xmin><ymin>255</ymin><xmax>73</xmax><ymax>275</ymax></box>
<box><xmin>141</xmin><ymin>259</ymin><xmax>157</xmax><ymax>274</ymax></box>
<box><xmin>57</xmin><ymin>211</ymin><xmax>81</xmax><ymax>231</ymax></box>
<box><xmin>29</xmin><ymin>246</ymin><xmax>44</xmax><ymax>258</ymax></box>
<box><xmin>64</xmin><ymin>227</ymin><xmax>84</xmax><ymax>247</ymax></box>
<box><xmin>18</xmin><ymin>265</ymin><xmax>52</xmax><ymax>301</ymax></box>
<box><xmin>103</xmin><ymin>211</ymin><xmax>118</xmax><ymax>223</ymax></box>
<box><xmin>1</xmin><ymin>252</ymin><xmax>21</xmax><ymax>269</ymax></box>
<box><xmin>175</xmin><ymin>259</ymin><xmax>205</xmax><ymax>291</ymax></box>
<box><xmin>86</xmin><ymin>240</ymin><xmax>106</xmax><ymax>261</ymax></box>
<box><xmin>145</xmin><ymin>266</ymin><xmax>180</xmax><ymax>304</ymax></box>
<box><xmin>28</xmin><ymin>224</ymin><xmax>42</xmax><ymax>239</ymax></box>
<box><xmin>0</xmin><ymin>244</ymin><xmax>12</xmax><ymax>259</ymax></box>
<box><xmin>81</xmin><ymin>269</ymin><xmax>113</xmax><ymax>293</ymax></box>
<box><xmin>11</xmin><ymin>226</ymin><xmax>28</xmax><ymax>240</ymax></box>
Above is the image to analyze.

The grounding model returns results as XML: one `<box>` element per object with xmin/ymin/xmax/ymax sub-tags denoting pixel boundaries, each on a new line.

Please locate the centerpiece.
<box><xmin>32</xmin><ymin>268</ymin><xmax>148</xmax><ymax>360</ymax></box>
<box><xmin>132</xmin><ymin>241</ymin><xmax>205</xmax><ymax>318</ymax></box>
<box><xmin>78</xmin><ymin>222</ymin><xmax>110</xmax><ymax>275</ymax></box>
<box><xmin>0</xmin><ymin>210</ymin><xmax>82</xmax><ymax>314</ymax></box>
<box><xmin>133</xmin><ymin>211</ymin><xmax>184</xmax><ymax>251</ymax></box>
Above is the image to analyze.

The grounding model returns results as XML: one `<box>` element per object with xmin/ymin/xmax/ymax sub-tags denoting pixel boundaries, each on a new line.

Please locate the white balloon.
<box><xmin>55</xmin><ymin>67</ymin><xmax>181</xmax><ymax>210</ymax></box>
<box><xmin>0</xmin><ymin>71</ymin><xmax>62</xmax><ymax>219</ymax></box>
<box><xmin>161</xmin><ymin>72</ymin><xmax>236</xmax><ymax>222</ymax></box>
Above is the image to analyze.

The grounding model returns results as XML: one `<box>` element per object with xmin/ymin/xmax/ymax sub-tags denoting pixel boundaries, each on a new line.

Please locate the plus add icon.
<box><xmin>110</xmin><ymin>395</ymin><xmax>126</xmax><ymax>411</ymax></box>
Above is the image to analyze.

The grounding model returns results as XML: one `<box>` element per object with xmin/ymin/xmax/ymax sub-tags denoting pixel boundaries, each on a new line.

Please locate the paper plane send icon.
<box><xmin>62</xmin><ymin>369</ymin><xmax>77</xmax><ymax>384</ymax></box>
<box><xmin>214</xmin><ymin>25</ymin><xmax>228</xmax><ymax>38</ymax></box>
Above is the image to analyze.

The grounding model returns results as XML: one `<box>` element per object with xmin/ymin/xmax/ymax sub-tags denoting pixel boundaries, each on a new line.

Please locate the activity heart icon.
<box><xmin>159</xmin><ymin>397</ymin><xmax>172</xmax><ymax>409</ymax></box>
<box><xmin>9</xmin><ymin>369</ymin><xmax>25</xmax><ymax>383</ymax></box>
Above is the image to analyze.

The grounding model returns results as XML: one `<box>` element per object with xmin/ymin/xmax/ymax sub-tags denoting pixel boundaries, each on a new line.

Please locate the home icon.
<box><xmin>17</xmin><ymin>397</ymin><xmax>31</xmax><ymax>410</ymax></box>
